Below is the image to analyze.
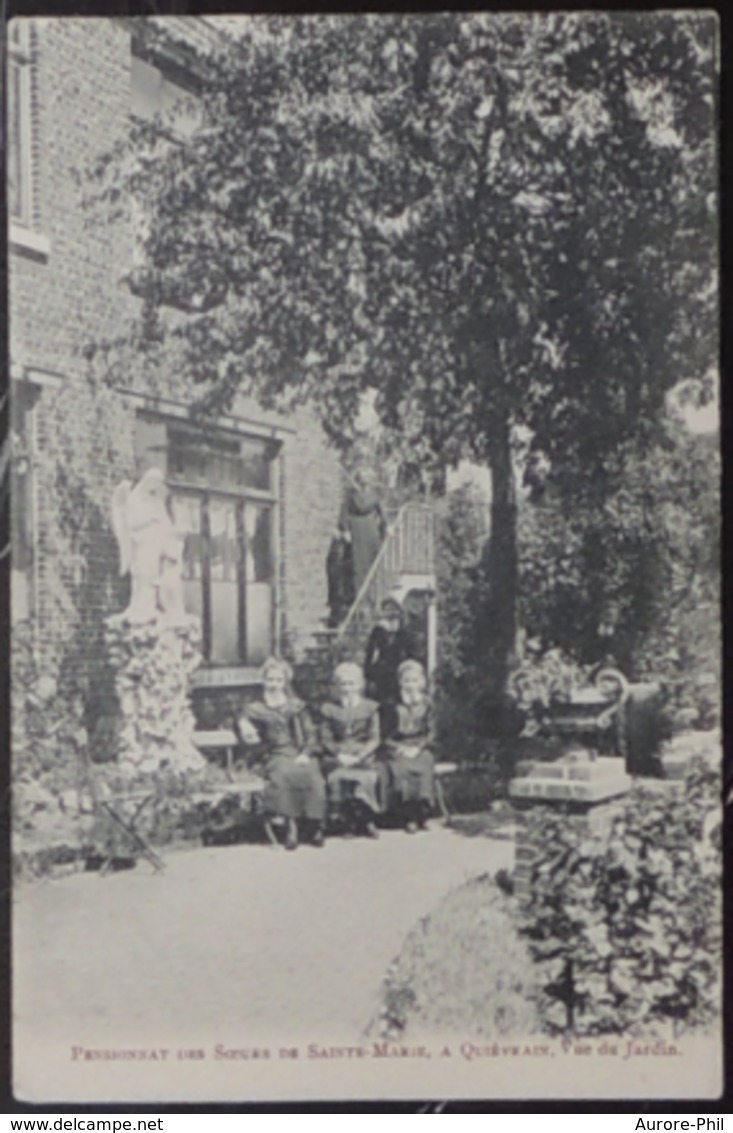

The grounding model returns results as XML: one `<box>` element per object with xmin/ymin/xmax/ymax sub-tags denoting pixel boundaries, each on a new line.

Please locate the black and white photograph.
<box><xmin>7</xmin><ymin>11</ymin><xmax>721</xmax><ymax>1103</ymax></box>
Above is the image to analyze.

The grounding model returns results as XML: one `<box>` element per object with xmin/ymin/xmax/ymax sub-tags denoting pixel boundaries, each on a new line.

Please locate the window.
<box><xmin>8</xmin><ymin>22</ymin><xmax>33</xmax><ymax>228</ymax></box>
<box><xmin>130</xmin><ymin>53</ymin><xmax>199</xmax><ymax>138</ymax></box>
<box><xmin>129</xmin><ymin>51</ymin><xmax>200</xmax><ymax>275</ymax></box>
<box><xmin>135</xmin><ymin>415</ymin><xmax>280</xmax><ymax>666</ymax></box>
<box><xmin>8</xmin><ymin>21</ymin><xmax>49</xmax><ymax>258</ymax></box>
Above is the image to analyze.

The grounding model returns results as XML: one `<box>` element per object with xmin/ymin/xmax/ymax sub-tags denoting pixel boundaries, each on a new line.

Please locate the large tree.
<box><xmin>93</xmin><ymin>11</ymin><xmax>717</xmax><ymax>715</ymax></box>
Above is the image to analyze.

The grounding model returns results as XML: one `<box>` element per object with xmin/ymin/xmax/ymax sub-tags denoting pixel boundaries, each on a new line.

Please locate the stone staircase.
<box><xmin>293</xmin><ymin>501</ymin><xmax>437</xmax><ymax>706</ymax></box>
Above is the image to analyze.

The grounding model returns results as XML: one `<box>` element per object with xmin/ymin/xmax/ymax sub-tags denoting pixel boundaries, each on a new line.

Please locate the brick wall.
<box><xmin>10</xmin><ymin>18</ymin><xmax>137</xmax><ymax>699</ymax></box>
<box><xmin>280</xmin><ymin>406</ymin><xmax>343</xmax><ymax>637</ymax></box>
<box><xmin>10</xmin><ymin>17</ymin><xmax>345</xmax><ymax>729</ymax></box>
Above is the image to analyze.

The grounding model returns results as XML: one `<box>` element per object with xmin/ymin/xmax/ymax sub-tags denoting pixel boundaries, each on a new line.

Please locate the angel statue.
<box><xmin>111</xmin><ymin>468</ymin><xmax>186</xmax><ymax>624</ymax></box>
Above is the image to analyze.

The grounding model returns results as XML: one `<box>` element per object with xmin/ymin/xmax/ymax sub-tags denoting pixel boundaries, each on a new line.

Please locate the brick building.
<box><xmin>9</xmin><ymin>17</ymin><xmax>348</xmax><ymax>746</ymax></box>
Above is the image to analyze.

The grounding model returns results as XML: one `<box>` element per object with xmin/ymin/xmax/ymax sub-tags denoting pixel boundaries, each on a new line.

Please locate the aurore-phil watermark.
<box><xmin>636</xmin><ymin>1121</ymin><xmax>723</xmax><ymax>1130</ymax></box>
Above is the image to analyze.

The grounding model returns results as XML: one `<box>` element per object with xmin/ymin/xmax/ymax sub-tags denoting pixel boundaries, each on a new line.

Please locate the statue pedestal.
<box><xmin>509</xmin><ymin>753</ymin><xmax>631</xmax><ymax>808</ymax></box>
<box><xmin>509</xmin><ymin>751</ymin><xmax>632</xmax><ymax>901</ymax></box>
<box><xmin>104</xmin><ymin>615</ymin><xmax>206</xmax><ymax>777</ymax></box>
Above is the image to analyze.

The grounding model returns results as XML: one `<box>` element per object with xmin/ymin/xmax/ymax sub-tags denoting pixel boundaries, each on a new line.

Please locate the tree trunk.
<box><xmin>483</xmin><ymin>411</ymin><xmax>519</xmax><ymax>724</ymax></box>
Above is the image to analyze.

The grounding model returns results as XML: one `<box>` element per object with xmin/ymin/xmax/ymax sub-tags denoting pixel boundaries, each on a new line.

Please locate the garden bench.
<box><xmin>193</xmin><ymin>728</ymin><xmax>239</xmax><ymax>781</ymax></box>
<box><xmin>193</xmin><ymin>777</ymin><xmax>276</xmax><ymax>845</ymax></box>
<box><xmin>194</xmin><ymin>727</ymin><xmax>295</xmax><ymax>845</ymax></box>
<box><xmin>192</xmin><ymin>739</ymin><xmax>457</xmax><ymax>841</ymax></box>
<box><xmin>433</xmin><ymin>761</ymin><xmax>457</xmax><ymax>825</ymax></box>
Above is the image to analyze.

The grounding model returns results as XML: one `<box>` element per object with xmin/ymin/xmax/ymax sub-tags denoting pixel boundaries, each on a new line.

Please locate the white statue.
<box><xmin>111</xmin><ymin>468</ymin><xmax>186</xmax><ymax>624</ymax></box>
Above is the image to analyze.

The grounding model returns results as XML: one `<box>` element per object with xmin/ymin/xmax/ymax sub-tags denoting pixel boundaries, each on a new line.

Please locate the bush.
<box><xmin>11</xmin><ymin>619</ymin><xmax>258</xmax><ymax>874</ymax></box>
<box><xmin>519</xmin><ymin>755</ymin><xmax>721</xmax><ymax>1037</ymax></box>
<box><xmin>433</xmin><ymin>486</ymin><xmax>498</xmax><ymax>761</ymax></box>
<box><xmin>12</xmin><ymin>621</ymin><xmax>94</xmax><ymax>873</ymax></box>
<box><xmin>440</xmin><ymin>760</ymin><xmax>506</xmax><ymax>813</ymax></box>
<box><xmin>12</xmin><ymin>620</ymin><xmax>88</xmax><ymax>783</ymax></box>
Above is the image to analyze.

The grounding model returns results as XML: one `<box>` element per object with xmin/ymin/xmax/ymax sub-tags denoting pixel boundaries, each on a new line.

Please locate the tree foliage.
<box><xmin>519</xmin><ymin>421</ymin><xmax>720</xmax><ymax>711</ymax></box>
<box><xmin>433</xmin><ymin>486</ymin><xmax>492</xmax><ymax>756</ymax></box>
<box><xmin>90</xmin><ymin>12</ymin><xmax>718</xmax><ymax>703</ymax></box>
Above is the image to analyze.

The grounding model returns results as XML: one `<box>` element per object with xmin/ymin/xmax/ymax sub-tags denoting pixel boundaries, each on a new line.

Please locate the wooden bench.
<box><xmin>190</xmin><ymin>777</ymin><xmax>279</xmax><ymax>844</ymax></box>
<box><xmin>434</xmin><ymin>761</ymin><xmax>457</xmax><ymax>826</ymax></box>
<box><xmin>193</xmin><ymin>729</ymin><xmax>239</xmax><ymax>781</ymax></box>
<box><xmin>193</xmin><ymin>736</ymin><xmax>458</xmax><ymax>836</ymax></box>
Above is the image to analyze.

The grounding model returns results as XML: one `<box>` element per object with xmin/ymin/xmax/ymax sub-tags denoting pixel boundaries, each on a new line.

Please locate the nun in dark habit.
<box><xmin>338</xmin><ymin>469</ymin><xmax>387</xmax><ymax>597</ymax></box>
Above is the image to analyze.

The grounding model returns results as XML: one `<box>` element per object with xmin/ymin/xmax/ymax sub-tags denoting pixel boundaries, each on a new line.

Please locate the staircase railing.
<box><xmin>335</xmin><ymin>501</ymin><xmax>435</xmax><ymax>660</ymax></box>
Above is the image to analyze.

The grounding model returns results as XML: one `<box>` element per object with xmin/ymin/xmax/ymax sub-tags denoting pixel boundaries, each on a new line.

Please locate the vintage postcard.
<box><xmin>8</xmin><ymin>12</ymin><xmax>721</xmax><ymax>1104</ymax></box>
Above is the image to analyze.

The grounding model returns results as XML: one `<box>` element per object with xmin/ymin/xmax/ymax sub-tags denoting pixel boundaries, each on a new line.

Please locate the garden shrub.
<box><xmin>519</xmin><ymin>755</ymin><xmax>721</xmax><ymax>1037</ymax></box>
<box><xmin>440</xmin><ymin>760</ymin><xmax>506</xmax><ymax>815</ymax></box>
<box><xmin>12</xmin><ymin>616</ymin><xmax>259</xmax><ymax>874</ymax></box>
<box><xmin>12</xmin><ymin>620</ymin><xmax>94</xmax><ymax>873</ymax></box>
<box><xmin>13</xmin><ymin>620</ymin><xmax>88</xmax><ymax>782</ymax></box>
<box><xmin>433</xmin><ymin>486</ymin><xmax>500</xmax><ymax>763</ymax></box>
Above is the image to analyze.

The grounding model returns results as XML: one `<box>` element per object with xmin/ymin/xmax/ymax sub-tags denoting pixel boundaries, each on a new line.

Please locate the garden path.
<box><xmin>14</xmin><ymin>821</ymin><xmax>514</xmax><ymax>1054</ymax></box>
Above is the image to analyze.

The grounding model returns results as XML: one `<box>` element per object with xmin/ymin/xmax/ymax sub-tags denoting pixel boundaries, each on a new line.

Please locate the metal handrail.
<box><xmin>336</xmin><ymin>501</ymin><xmax>434</xmax><ymax>645</ymax></box>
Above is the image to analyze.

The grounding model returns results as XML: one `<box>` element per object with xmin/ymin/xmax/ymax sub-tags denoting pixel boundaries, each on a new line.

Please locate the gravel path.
<box><xmin>14</xmin><ymin>822</ymin><xmax>514</xmax><ymax>1050</ymax></box>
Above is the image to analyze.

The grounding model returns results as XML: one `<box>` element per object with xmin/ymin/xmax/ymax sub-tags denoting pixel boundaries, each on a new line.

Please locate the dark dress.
<box><xmin>326</xmin><ymin>535</ymin><xmax>355</xmax><ymax>627</ymax></box>
<box><xmin>339</xmin><ymin>489</ymin><xmax>387</xmax><ymax>595</ymax></box>
<box><xmin>364</xmin><ymin>624</ymin><xmax>415</xmax><ymax>706</ymax></box>
<box><xmin>245</xmin><ymin>698</ymin><xmax>326</xmax><ymax>822</ymax></box>
<box><xmin>381</xmin><ymin>698</ymin><xmax>436</xmax><ymax>807</ymax></box>
<box><xmin>319</xmin><ymin>697</ymin><xmax>383</xmax><ymax>815</ymax></box>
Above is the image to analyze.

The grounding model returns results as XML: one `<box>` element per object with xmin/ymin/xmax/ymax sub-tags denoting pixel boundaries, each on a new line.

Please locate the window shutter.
<box><xmin>28</xmin><ymin>20</ymin><xmax>40</xmax><ymax>231</ymax></box>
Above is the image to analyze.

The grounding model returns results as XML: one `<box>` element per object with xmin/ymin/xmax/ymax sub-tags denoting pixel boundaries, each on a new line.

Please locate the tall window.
<box><xmin>130</xmin><ymin>52</ymin><xmax>200</xmax><ymax>274</ymax></box>
<box><xmin>130</xmin><ymin>53</ymin><xmax>199</xmax><ymax>137</ymax></box>
<box><xmin>136</xmin><ymin>415</ymin><xmax>280</xmax><ymax>666</ymax></box>
<box><xmin>7</xmin><ymin>21</ymin><xmax>34</xmax><ymax>228</ymax></box>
